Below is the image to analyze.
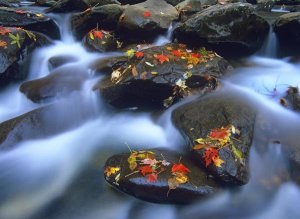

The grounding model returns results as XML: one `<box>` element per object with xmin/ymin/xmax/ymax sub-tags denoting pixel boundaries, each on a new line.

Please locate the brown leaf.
<box><xmin>131</xmin><ymin>66</ymin><xmax>138</xmax><ymax>78</ymax></box>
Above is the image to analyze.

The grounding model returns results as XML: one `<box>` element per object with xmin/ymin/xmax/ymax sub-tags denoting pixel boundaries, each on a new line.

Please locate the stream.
<box><xmin>1</xmin><ymin>10</ymin><xmax>300</xmax><ymax>219</ymax></box>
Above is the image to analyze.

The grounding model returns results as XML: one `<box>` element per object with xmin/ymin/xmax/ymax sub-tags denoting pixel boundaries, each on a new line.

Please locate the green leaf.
<box><xmin>9</xmin><ymin>33</ymin><xmax>21</xmax><ymax>48</ymax></box>
<box><xmin>232</xmin><ymin>144</ymin><xmax>243</xmax><ymax>160</ymax></box>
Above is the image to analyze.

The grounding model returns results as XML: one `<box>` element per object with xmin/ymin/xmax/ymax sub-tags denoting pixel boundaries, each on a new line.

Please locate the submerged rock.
<box><xmin>173</xmin><ymin>3</ymin><xmax>269</xmax><ymax>58</ymax></box>
<box><xmin>0</xmin><ymin>27</ymin><xmax>50</xmax><ymax>87</ymax></box>
<box><xmin>93</xmin><ymin>43</ymin><xmax>232</xmax><ymax>109</ymax></box>
<box><xmin>0</xmin><ymin>7</ymin><xmax>59</xmax><ymax>39</ymax></box>
<box><xmin>83</xmin><ymin>29</ymin><xmax>119</xmax><ymax>52</ymax></box>
<box><xmin>117</xmin><ymin>0</ymin><xmax>179</xmax><ymax>42</ymax></box>
<box><xmin>71</xmin><ymin>4</ymin><xmax>124</xmax><ymax>40</ymax></box>
<box><xmin>19</xmin><ymin>64</ymin><xmax>89</xmax><ymax>103</ymax></box>
<box><xmin>274</xmin><ymin>12</ymin><xmax>300</xmax><ymax>52</ymax></box>
<box><xmin>48</xmin><ymin>55</ymin><xmax>79</xmax><ymax>70</ymax></box>
<box><xmin>172</xmin><ymin>91</ymin><xmax>256</xmax><ymax>185</ymax></box>
<box><xmin>104</xmin><ymin>148</ymin><xmax>221</xmax><ymax>203</ymax></box>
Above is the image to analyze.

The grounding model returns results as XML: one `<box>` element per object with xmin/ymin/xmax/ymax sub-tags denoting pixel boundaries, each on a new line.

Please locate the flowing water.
<box><xmin>0</xmin><ymin>12</ymin><xmax>300</xmax><ymax>219</ymax></box>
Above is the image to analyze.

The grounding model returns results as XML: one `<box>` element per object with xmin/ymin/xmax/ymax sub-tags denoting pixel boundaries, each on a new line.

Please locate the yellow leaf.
<box><xmin>89</xmin><ymin>32</ymin><xmax>94</xmax><ymax>40</ymax></box>
<box><xmin>125</xmin><ymin>49</ymin><xmax>135</xmax><ymax>58</ymax></box>
<box><xmin>174</xmin><ymin>172</ymin><xmax>188</xmax><ymax>184</ymax></box>
<box><xmin>212</xmin><ymin>156</ymin><xmax>224</xmax><ymax>168</ymax></box>
<box><xmin>35</xmin><ymin>13</ymin><xmax>43</xmax><ymax>17</ymax></box>
<box><xmin>151</xmin><ymin>71</ymin><xmax>158</xmax><ymax>76</ymax></box>
<box><xmin>104</xmin><ymin>166</ymin><xmax>120</xmax><ymax>177</ymax></box>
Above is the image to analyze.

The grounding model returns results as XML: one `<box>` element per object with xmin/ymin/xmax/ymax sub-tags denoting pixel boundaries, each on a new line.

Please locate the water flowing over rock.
<box><xmin>71</xmin><ymin>4</ymin><xmax>124</xmax><ymax>40</ymax></box>
<box><xmin>116</xmin><ymin>0</ymin><xmax>179</xmax><ymax>42</ymax></box>
<box><xmin>0</xmin><ymin>27</ymin><xmax>50</xmax><ymax>87</ymax></box>
<box><xmin>173</xmin><ymin>3</ymin><xmax>270</xmax><ymax>58</ymax></box>
<box><xmin>172</xmin><ymin>91</ymin><xmax>256</xmax><ymax>184</ymax></box>
<box><xmin>93</xmin><ymin>43</ymin><xmax>232</xmax><ymax>109</ymax></box>
<box><xmin>104</xmin><ymin>148</ymin><xmax>221</xmax><ymax>203</ymax></box>
<box><xmin>19</xmin><ymin>65</ymin><xmax>89</xmax><ymax>103</ymax></box>
<box><xmin>45</xmin><ymin>0</ymin><xmax>121</xmax><ymax>13</ymax></box>
<box><xmin>274</xmin><ymin>12</ymin><xmax>300</xmax><ymax>52</ymax></box>
<box><xmin>0</xmin><ymin>7</ymin><xmax>60</xmax><ymax>39</ymax></box>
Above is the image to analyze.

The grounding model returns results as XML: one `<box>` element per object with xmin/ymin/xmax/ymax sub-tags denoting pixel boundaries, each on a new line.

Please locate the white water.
<box><xmin>1</xmin><ymin>12</ymin><xmax>300</xmax><ymax>219</ymax></box>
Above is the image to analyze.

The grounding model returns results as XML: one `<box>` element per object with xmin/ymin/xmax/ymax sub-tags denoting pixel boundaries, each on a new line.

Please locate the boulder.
<box><xmin>83</xmin><ymin>29</ymin><xmax>119</xmax><ymax>52</ymax></box>
<box><xmin>0</xmin><ymin>27</ymin><xmax>50</xmax><ymax>87</ymax></box>
<box><xmin>104</xmin><ymin>148</ymin><xmax>221</xmax><ymax>203</ymax></box>
<box><xmin>45</xmin><ymin>0</ymin><xmax>120</xmax><ymax>13</ymax></box>
<box><xmin>172</xmin><ymin>91</ymin><xmax>256</xmax><ymax>184</ymax></box>
<box><xmin>176</xmin><ymin>0</ymin><xmax>203</xmax><ymax>22</ymax></box>
<box><xmin>71</xmin><ymin>4</ymin><xmax>124</xmax><ymax>40</ymax></box>
<box><xmin>173</xmin><ymin>3</ymin><xmax>270</xmax><ymax>58</ymax></box>
<box><xmin>93</xmin><ymin>43</ymin><xmax>232</xmax><ymax>109</ymax></box>
<box><xmin>48</xmin><ymin>55</ymin><xmax>79</xmax><ymax>70</ymax></box>
<box><xmin>281</xmin><ymin>86</ymin><xmax>300</xmax><ymax>112</ymax></box>
<box><xmin>116</xmin><ymin>0</ymin><xmax>179</xmax><ymax>42</ymax></box>
<box><xmin>274</xmin><ymin>12</ymin><xmax>300</xmax><ymax>52</ymax></box>
<box><xmin>0</xmin><ymin>7</ymin><xmax>59</xmax><ymax>39</ymax></box>
<box><xmin>19</xmin><ymin>64</ymin><xmax>89</xmax><ymax>103</ymax></box>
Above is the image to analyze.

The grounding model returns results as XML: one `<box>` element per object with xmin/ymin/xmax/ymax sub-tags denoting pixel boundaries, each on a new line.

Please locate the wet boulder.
<box><xmin>0</xmin><ymin>27</ymin><xmax>50</xmax><ymax>87</ymax></box>
<box><xmin>104</xmin><ymin>148</ymin><xmax>221</xmax><ymax>203</ymax></box>
<box><xmin>0</xmin><ymin>7</ymin><xmax>59</xmax><ymax>39</ymax></box>
<box><xmin>274</xmin><ymin>12</ymin><xmax>300</xmax><ymax>51</ymax></box>
<box><xmin>172</xmin><ymin>91</ymin><xmax>256</xmax><ymax>185</ymax></box>
<box><xmin>45</xmin><ymin>0</ymin><xmax>120</xmax><ymax>13</ymax></box>
<box><xmin>83</xmin><ymin>29</ymin><xmax>119</xmax><ymax>52</ymax></box>
<box><xmin>176</xmin><ymin>0</ymin><xmax>203</xmax><ymax>22</ymax></box>
<box><xmin>71</xmin><ymin>4</ymin><xmax>124</xmax><ymax>40</ymax></box>
<box><xmin>116</xmin><ymin>0</ymin><xmax>179</xmax><ymax>42</ymax></box>
<box><xmin>19</xmin><ymin>64</ymin><xmax>89</xmax><ymax>103</ymax></box>
<box><xmin>48</xmin><ymin>55</ymin><xmax>79</xmax><ymax>70</ymax></box>
<box><xmin>93</xmin><ymin>43</ymin><xmax>232</xmax><ymax>109</ymax></box>
<box><xmin>173</xmin><ymin>3</ymin><xmax>270</xmax><ymax>58</ymax></box>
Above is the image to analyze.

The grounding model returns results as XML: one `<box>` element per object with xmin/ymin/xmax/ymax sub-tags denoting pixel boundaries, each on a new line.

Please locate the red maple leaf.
<box><xmin>209</xmin><ymin>127</ymin><xmax>230</xmax><ymax>140</ymax></box>
<box><xmin>171</xmin><ymin>50</ymin><xmax>183</xmax><ymax>57</ymax></box>
<box><xmin>146</xmin><ymin>173</ymin><xmax>158</xmax><ymax>182</ymax></box>
<box><xmin>203</xmin><ymin>147</ymin><xmax>219</xmax><ymax>167</ymax></box>
<box><xmin>0</xmin><ymin>26</ymin><xmax>11</xmax><ymax>35</ymax></box>
<box><xmin>135</xmin><ymin>51</ymin><xmax>144</xmax><ymax>58</ymax></box>
<box><xmin>93</xmin><ymin>30</ymin><xmax>104</xmax><ymax>39</ymax></box>
<box><xmin>191</xmin><ymin>53</ymin><xmax>201</xmax><ymax>58</ymax></box>
<box><xmin>171</xmin><ymin>163</ymin><xmax>190</xmax><ymax>174</ymax></box>
<box><xmin>143</xmin><ymin>11</ymin><xmax>151</xmax><ymax>18</ymax></box>
<box><xmin>154</xmin><ymin>54</ymin><xmax>169</xmax><ymax>64</ymax></box>
<box><xmin>139</xmin><ymin>165</ymin><xmax>155</xmax><ymax>176</ymax></box>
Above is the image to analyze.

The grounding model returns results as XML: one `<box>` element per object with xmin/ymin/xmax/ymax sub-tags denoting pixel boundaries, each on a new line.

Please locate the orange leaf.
<box><xmin>146</xmin><ymin>173</ymin><xmax>158</xmax><ymax>182</ymax></box>
<box><xmin>191</xmin><ymin>53</ymin><xmax>201</xmax><ymax>58</ymax></box>
<box><xmin>139</xmin><ymin>165</ymin><xmax>155</xmax><ymax>176</ymax></box>
<box><xmin>143</xmin><ymin>11</ymin><xmax>151</xmax><ymax>18</ymax></box>
<box><xmin>154</xmin><ymin>54</ymin><xmax>169</xmax><ymax>64</ymax></box>
<box><xmin>135</xmin><ymin>51</ymin><xmax>144</xmax><ymax>58</ymax></box>
<box><xmin>203</xmin><ymin>147</ymin><xmax>219</xmax><ymax>167</ymax></box>
<box><xmin>209</xmin><ymin>127</ymin><xmax>230</xmax><ymax>140</ymax></box>
<box><xmin>171</xmin><ymin>163</ymin><xmax>190</xmax><ymax>174</ymax></box>
<box><xmin>171</xmin><ymin>50</ymin><xmax>183</xmax><ymax>57</ymax></box>
<box><xmin>212</xmin><ymin>155</ymin><xmax>224</xmax><ymax>168</ymax></box>
<box><xmin>0</xmin><ymin>26</ymin><xmax>11</xmax><ymax>35</ymax></box>
<box><xmin>193</xmin><ymin>143</ymin><xmax>213</xmax><ymax>150</ymax></box>
<box><xmin>0</xmin><ymin>40</ymin><xmax>7</xmax><ymax>47</ymax></box>
<box><xmin>93</xmin><ymin>30</ymin><xmax>103</xmax><ymax>39</ymax></box>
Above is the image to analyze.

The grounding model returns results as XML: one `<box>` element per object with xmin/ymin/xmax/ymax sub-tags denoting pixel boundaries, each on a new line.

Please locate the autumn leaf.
<box><xmin>135</xmin><ymin>51</ymin><xmax>144</xmax><ymax>58</ymax></box>
<box><xmin>232</xmin><ymin>144</ymin><xmax>243</xmax><ymax>160</ymax></box>
<box><xmin>171</xmin><ymin>163</ymin><xmax>190</xmax><ymax>174</ymax></box>
<box><xmin>139</xmin><ymin>165</ymin><xmax>155</xmax><ymax>176</ymax></box>
<box><xmin>193</xmin><ymin>143</ymin><xmax>214</xmax><ymax>150</ymax></box>
<box><xmin>9</xmin><ymin>33</ymin><xmax>21</xmax><ymax>48</ymax></box>
<box><xmin>209</xmin><ymin>127</ymin><xmax>230</xmax><ymax>139</ymax></box>
<box><xmin>174</xmin><ymin>172</ymin><xmax>188</xmax><ymax>184</ymax></box>
<box><xmin>212</xmin><ymin>155</ymin><xmax>224</xmax><ymax>168</ymax></box>
<box><xmin>187</xmin><ymin>55</ymin><xmax>200</xmax><ymax>65</ymax></box>
<box><xmin>104</xmin><ymin>166</ymin><xmax>120</xmax><ymax>177</ymax></box>
<box><xmin>154</xmin><ymin>54</ymin><xmax>169</xmax><ymax>64</ymax></box>
<box><xmin>143</xmin><ymin>10</ymin><xmax>151</xmax><ymax>18</ymax></box>
<box><xmin>203</xmin><ymin>147</ymin><xmax>224</xmax><ymax>168</ymax></box>
<box><xmin>140</xmin><ymin>158</ymin><xmax>158</xmax><ymax>166</ymax></box>
<box><xmin>93</xmin><ymin>30</ymin><xmax>104</xmax><ymax>39</ymax></box>
<box><xmin>125</xmin><ymin>49</ymin><xmax>136</xmax><ymax>58</ymax></box>
<box><xmin>131</xmin><ymin>65</ymin><xmax>138</xmax><ymax>78</ymax></box>
<box><xmin>128</xmin><ymin>152</ymin><xmax>138</xmax><ymax>171</ymax></box>
<box><xmin>171</xmin><ymin>50</ymin><xmax>183</xmax><ymax>57</ymax></box>
<box><xmin>146</xmin><ymin>173</ymin><xmax>158</xmax><ymax>182</ymax></box>
<box><xmin>0</xmin><ymin>40</ymin><xmax>7</xmax><ymax>48</ymax></box>
<box><xmin>89</xmin><ymin>32</ymin><xmax>94</xmax><ymax>40</ymax></box>
<box><xmin>15</xmin><ymin>10</ymin><xmax>26</xmax><ymax>14</ymax></box>
<box><xmin>0</xmin><ymin>26</ymin><xmax>11</xmax><ymax>35</ymax></box>
<box><xmin>35</xmin><ymin>13</ymin><xmax>43</xmax><ymax>17</ymax></box>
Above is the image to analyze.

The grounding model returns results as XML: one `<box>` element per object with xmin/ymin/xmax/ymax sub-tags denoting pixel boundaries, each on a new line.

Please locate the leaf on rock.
<box><xmin>104</xmin><ymin>166</ymin><xmax>120</xmax><ymax>177</ymax></box>
<box><xmin>139</xmin><ymin>165</ymin><xmax>155</xmax><ymax>176</ymax></box>
<box><xmin>171</xmin><ymin>50</ymin><xmax>183</xmax><ymax>57</ymax></box>
<box><xmin>15</xmin><ymin>10</ymin><xmax>26</xmax><ymax>14</ymax></box>
<box><xmin>212</xmin><ymin>154</ymin><xmax>224</xmax><ymax>168</ymax></box>
<box><xmin>0</xmin><ymin>26</ymin><xmax>11</xmax><ymax>35</ymax></box>
<box><xmin>93</xmin><ymin>30</ymin><xmax>104</xmax><ymax>39</ymax></box>
<box><xmin>135</xmin><ymin>51</ymin><xmax>144</xmax><ymax>58</ymax></box>
<box><xmin>154</xmin><ymin>54</ymin><xmax>169</xmax><ymax>64</ymax></box>
<box><xmin>171</xmin><ymin>163</ymin><xmax>190</xmax><ymax>174</ymax></box>
<box><xmin>0</xmin><ymin>40</ymin><xmax>7</xmax><ymax>48</ymax></box>
<box><xmin>146</xmin><ymin>173</ymin><xmax>158</xmax><ymax>182</ymax></box>
<box><xmin>143</xmin><ymin>10</ymin><xmax>151</xmax><ymax>18</ymax></box>
<box><xmin>203</xmin><ymin>147</ymin><xmax>219</xmax><ymax>167</ymax></box>
<box><xmin>232</xmin><ymin>144</ymin><xmax>243</xmax><ymax>160</ymax></box>
<box><xmin>131</xmin><ymin>66</ymin><xmax>138</xmax><ymax>78</ymax></box>
<box><xmin>125</xmin><ymin>49</ymin><xmax>136</xmax><ymax>58</ymax></box>
<box><xmin>9</xmin><ymin>33</ymin><xmax>21</xmax><ymax>48</ymax></box>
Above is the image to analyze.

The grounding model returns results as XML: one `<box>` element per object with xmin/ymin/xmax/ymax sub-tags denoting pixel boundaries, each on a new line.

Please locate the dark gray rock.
<box><xmin>104</xmin><ymin>148</ymin><xmax>221</xmax><ymax>203</ymax></box>
<box><xmin>173</xmin><ymin>3</ymin><xmax>270</xmax><ymax>58</ymax></box>
<box><xmin>0</xmin><ymin>27</ymin><xmax>50</xmax><ymax>87</ymax></box>
<box><xmin>48</xmin><ymin>55</ymin><xmax>79</xmax><ymax>70</ymax></box>
<box><xmin>172</xmin><ymin>91</ymin><xmax>256</xmax><ymax>184</ymax></box>
<box><xmin>45</xmin><ymin>0</ymin><xmax>120</xmax><ymax>13</ymax></box>
<box><xmin>71</xmin><ymin>4</ymin><xmax>124</xmax><ymax>40</ymax></box>
<box><xmin>19</xmin><ymin>64</ymin><xmax>89</xmax><ymax>103</ymax></box>
<box><xmin>274</xmin><ymin>12</ymin><xmax>300</xmax><ymax>52</ymax></box>
<box><xmin>93</xmin><ymin>43</ymin><xmax>232</xmax><ymax>109</ymax></box>
<box><xmin>116</xmin><ymin>0</ymin><xmax>179</xmax><ymax>42</ymax></box>
<box><xmin>0</xmin><ymin>7</ymin><xmax>59</xmax><ymax>39</ymax></box>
